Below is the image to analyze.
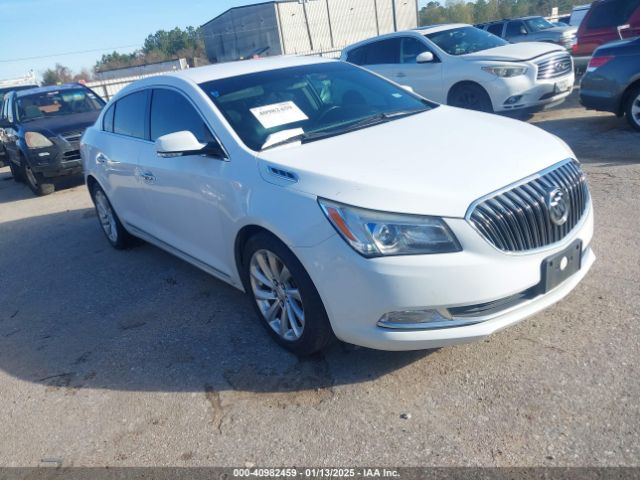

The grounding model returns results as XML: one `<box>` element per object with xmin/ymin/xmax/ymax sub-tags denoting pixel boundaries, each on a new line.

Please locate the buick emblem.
<box><xmin>546</xmin><ymin>187</ymin><xmax>570</xmax><ymax>226</ymax></box>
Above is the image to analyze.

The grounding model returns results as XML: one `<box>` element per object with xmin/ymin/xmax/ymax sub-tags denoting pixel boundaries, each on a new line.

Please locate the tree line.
<box><xmin>42</xmin><ymin>26</ymin><xmax>207</xmax><ymax>85</ymax></box>
<box><xmin>419</xmin><ymin>0</ymin><xmax>586</xmax><ymax>26</ymax></box>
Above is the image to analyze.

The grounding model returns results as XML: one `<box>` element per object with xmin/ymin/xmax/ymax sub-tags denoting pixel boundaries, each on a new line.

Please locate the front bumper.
<box><xmin>487</xmin><ymin>71</ymin><xmax>575</xmax><ymax>113</ymax></box>
<box><xmin>296</xmin><ymin>204</ymin><xmax>594</xmax><ymax>351</ymax></box>
<box><xmin>26</xmin><ymin>139</ymin><xmax>83</xmax><ymax>178</ymax></box>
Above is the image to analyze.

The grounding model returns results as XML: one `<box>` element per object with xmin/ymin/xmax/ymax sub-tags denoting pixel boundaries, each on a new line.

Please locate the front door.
<box><xmin>136</xmin><ymin>88</ymin><xmax>230</xmax><ymax>277</ymax></box>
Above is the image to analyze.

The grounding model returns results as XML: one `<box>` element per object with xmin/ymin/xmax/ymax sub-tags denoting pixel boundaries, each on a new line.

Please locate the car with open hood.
<box><xmin>81</xmin><ymin>56</ymin><xmax>594</xmax><ymax>355</ymax></box>
<box><xmin>341</xmin><ymin>24</ymin><xmax>574</xmax><ymax>115</ymax></box>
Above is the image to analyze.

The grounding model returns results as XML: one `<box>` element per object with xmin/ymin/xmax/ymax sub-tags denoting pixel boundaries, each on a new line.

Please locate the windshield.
<box><xmin>426</xmin><ymin>26</ymin><xmax>508</xmax><ymax>56</ymax></box>
<box><xmin>17</xmin><ymin>88</ymin><xmax>104</xmax><ymax>122</ymax></box>
<box><xmin>200</xmin><ymin>62</ymin><xmax>434</xmax><ymax>151</ymax></box>
<box><xmin>524</xmin><ymin>17</ymin><xmax>555</xmax><ymax>31</ymax></box>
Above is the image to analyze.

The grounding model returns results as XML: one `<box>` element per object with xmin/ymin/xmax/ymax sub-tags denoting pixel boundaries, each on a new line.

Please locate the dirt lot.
<box><xmin>0</xmin><ymin>90</ymin><xmax>638</xmax><ymax>467</ymax></box>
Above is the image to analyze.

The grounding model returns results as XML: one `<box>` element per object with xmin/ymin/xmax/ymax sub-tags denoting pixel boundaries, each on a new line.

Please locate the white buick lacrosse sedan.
<box><xmin>81</xmin><ymin>56</ymin><xmax>594</xmax><ymax>355</ymax></box>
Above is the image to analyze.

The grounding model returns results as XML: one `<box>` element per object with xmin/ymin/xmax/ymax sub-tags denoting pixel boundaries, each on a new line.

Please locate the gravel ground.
<box><xmin>0</xmin><ymin>90</ymin><xmax>638</xmax><ymax>467</ymax></box>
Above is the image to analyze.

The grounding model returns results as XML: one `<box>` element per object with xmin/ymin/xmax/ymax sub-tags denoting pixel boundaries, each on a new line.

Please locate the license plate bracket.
<box><xmin>541</xmin><ymin>240</ymin><xmax>582</xmax><ymax>293</ymax></box>
<box><xmin>555</xmin><ymin>79</ymin><xmax>572</xmax><ymax>93</ymax></box>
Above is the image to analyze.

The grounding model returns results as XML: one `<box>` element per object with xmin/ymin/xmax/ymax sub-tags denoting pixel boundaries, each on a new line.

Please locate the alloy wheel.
<box><xmin>249</xmin><ymin>249</ymin><xmax>305</xmax><ymax>341</ymax></box>
<box><xmin>632</xmin><ymin>93</ymin><xmax>640</xmax><ymax>126</ymax></box>
<box><xmin>94</xmin><ymin>190</ymin><xmax>118</xmax><ymax>243</ymax></box>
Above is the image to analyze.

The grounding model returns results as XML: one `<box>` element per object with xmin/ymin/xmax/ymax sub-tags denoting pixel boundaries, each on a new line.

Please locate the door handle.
<box><xmin>140</xmin><ymin>171</ymin><xmax>156</xmax><ymax>184</ymax></box>
<box><xmin>96</xmin><ymin>152</ymin><xmax>109</xmax><ymax>164</ymax></box>
<box><xmin>395</xmin><ymin>72</ymin><xmax>407</xmax><ymax>78</ymax></box>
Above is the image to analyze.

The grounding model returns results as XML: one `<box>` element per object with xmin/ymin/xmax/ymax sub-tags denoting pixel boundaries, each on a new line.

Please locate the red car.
<box><xmin>573</xmin><ymin>0</ymin><xmax>640</xmax><ymax>71</ymax></box>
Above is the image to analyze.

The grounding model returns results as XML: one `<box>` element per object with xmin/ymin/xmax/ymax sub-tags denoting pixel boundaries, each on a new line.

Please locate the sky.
<box><xmin>1</xmin><ymin>0</ymin><xmax>428</xmax><ymax>81</ymax></box>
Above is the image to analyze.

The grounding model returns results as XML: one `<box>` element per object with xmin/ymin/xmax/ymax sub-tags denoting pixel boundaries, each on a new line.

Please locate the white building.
<box><xmin>201</xmin><ymin>0</ymin><xmax>419</xmax><ymax>63</ymax></box>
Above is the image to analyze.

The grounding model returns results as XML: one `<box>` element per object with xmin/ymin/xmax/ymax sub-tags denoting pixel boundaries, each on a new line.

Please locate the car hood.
<box><xmin>462</xmin><ymin>42</ymin><xmax>565</xmax><ymax>62</ymax></box>
<box><xmin>20</xmin><ymin>110</ymin><xmax>101</xmax><ymax>137</ymax></box>
<box><xmin>257</xmin><ymin>106</ymin><xmax>573</xmax><ymax>218</ymax></box>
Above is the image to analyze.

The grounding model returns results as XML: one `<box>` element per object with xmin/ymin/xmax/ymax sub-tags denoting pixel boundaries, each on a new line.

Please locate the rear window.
<box><xmin>586</xmin><ymin>0</ymin><xmax>640</xmax><ymax>29</ymax></box>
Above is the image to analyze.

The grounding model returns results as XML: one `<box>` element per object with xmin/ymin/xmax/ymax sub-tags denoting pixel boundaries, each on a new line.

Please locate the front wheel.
<box><xmin>242</xmin><ymin>232</ymin><xmax>335</xmax><ymax>355</ymax></box>
<box><xmin>448</xmin><ymin>83</ymin><xmax>494</xmax><ymax>113</ymax></box>
<box><xmin>625</xmin><ymin>86</ymin><xmax>640</xmax><ymax>132</ymax></box>
<box><xmin>23</xmin><ymin>162</ymin><xmax>54</xmax><ymax>196</ymax></box>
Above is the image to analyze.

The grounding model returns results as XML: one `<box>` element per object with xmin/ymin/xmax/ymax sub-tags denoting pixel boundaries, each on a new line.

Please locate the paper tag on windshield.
<box><xmin>250</xmin><ymin>101</ymin><xmax>308</xmax><ymax>129</ymax></box>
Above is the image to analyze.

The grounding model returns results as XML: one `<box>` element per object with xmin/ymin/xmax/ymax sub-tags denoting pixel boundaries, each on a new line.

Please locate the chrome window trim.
<box><xmin>464</xmin><ymin>158</ymin><xmax>591</xmax><ymax>256</ymax></box>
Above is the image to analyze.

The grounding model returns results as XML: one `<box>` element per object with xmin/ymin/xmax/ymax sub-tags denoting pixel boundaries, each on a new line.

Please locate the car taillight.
<box><xmin>572</xmin><ymin>43</ymin><xmax>579</xmax><ymax>54</ymax></box>
<box><xmin>587</xmin><ymin>55</ymin><xmax>614</xmax><ymax>71</ymax></box>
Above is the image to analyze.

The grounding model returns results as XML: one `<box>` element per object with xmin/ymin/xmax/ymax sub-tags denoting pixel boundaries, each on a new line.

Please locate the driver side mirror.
<box><xmin>416</xmin><ymin>51</ymin><xmax>435</xmax><ymax>64</ymax></box>
<box><xmin>155</xmin><ymin>130</ymin><xmax>225</xmax><ymax>159</ymax></box>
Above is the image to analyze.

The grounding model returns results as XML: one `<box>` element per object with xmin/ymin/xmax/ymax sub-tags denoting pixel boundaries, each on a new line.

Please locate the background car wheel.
<box><xmin>90</xmin><ymin>183</ymin><xmax>132</xmax><ymax>249</ymax></box>
<box><xmin>8</xmin><ymin>161</ymin><xmax>25</xmax><ymax>183</ymax></box>
<box><xmin>625</xmin><ymin>86</ymin><xmax>640</xmax><ymax>132</ymax></box>
<box><xmin>23</xmin><ymin>162</ymin><xmax>54</xmax><ymax>196</ymax></box>
<box><xmin>242</xmin><ymin>232</ymin><xmax>335</xmax><ymax>355</ymax></box>
<box><xmin>448</xmin><ymin>83</ymin><xmax>494</xmax><ymax>113</ymax></box>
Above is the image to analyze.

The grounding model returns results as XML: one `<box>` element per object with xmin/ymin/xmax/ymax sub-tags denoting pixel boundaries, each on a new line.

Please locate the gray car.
<box><xmin>580</xmin><ymin>36</ymin><xmax>640</xmax><ymax>131</ymax></box>
<box><xmin>476</xmin><ymin>16</ymin><xmax>577</xmax><ymax>50</ymax></box>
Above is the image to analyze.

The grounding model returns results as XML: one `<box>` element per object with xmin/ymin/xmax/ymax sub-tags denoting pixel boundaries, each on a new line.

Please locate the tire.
<box><xmin>241</xmin><ymin>232</ymin><xmax>335</xmax><ymax>355</ymax></box>
<box><xmin>448</xmin><ymin>83</ymin><xmax>494</xmax><ymax>113</ymax></box>
<box><xmin>9</xmin><ymin>160</ymin><xmax>25</xmax><ymax>183</ymax></box>
<box><xmin>624</xmin><ymin>86</ymin><xmax>640</xmax><ymax>132</ymax></box>
<box><xmin>23</xmin><ymin>161</ymin><xmax>55</xmax><ymax>196</ymax></box>
<box><xmin>89</xmin><ymin>183</ymin><xmax>132</xmax><ymax>249</ymax></box>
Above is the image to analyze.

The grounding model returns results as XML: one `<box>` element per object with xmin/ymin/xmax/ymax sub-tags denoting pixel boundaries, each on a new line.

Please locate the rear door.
<box><xmin>93</xmin><ymin>89</ymin><xmax>150</xmax><ymax>230</ymax></box>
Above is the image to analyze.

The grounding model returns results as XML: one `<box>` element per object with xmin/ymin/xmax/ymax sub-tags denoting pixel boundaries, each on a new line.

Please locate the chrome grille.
<box><xmin>468</xmin><ymin>161</ymin><xmax>589</xmax><ymax>252</ymax></box>
<box><xmin>63</xmin><ymin>149</ymin><xmax>81</xmax><ymax>161</ymax></box>
<box><xmin>536</xmin><ymin>53</ymin><xmax>572</xmax><ymax>80</ymax></box>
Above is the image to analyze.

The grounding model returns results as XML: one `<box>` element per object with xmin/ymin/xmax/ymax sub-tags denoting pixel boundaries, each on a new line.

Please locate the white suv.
<box><xmin>81</xmin><ymin>56</ymin><xmax>594</xmax><ymax>355</ymax></box>
<box><xmin>341</xmin><ymin>24</ymin><xmax>574</xmax><ymax>114</ymax></box>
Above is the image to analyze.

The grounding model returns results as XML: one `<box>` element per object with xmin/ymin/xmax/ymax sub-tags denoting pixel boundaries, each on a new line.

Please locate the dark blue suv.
<box><xmin>0</xmin><ymin>83</ymin><xmax>104</xmax><ymax>195</ymax></box>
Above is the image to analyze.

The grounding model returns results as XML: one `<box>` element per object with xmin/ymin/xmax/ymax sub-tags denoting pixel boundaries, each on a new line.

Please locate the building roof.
<box><xmin>201</xmin><ymin>0</ymin><xmax>294</xmax><ymax>29</ymax></box>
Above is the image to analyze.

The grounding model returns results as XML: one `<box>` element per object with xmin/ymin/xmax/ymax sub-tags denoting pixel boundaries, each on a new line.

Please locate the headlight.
<box><xmin>482</xmin><ymin>65</ymin><xmax>528</xmax><ymax>78</ymax></box>
<box><xmin>318</xmin><ymin>199</ymin><xmax>461</xmax><ymax>257</ymax></box>
<box><xmin>25</xmin><ymin>132</ymin><xmax>54</xmax><ymax>149</ymax></box>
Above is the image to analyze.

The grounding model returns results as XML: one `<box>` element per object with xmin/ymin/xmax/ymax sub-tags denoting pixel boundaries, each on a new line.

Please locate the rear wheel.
<box><xmin>23</xmin><ymin>161</ymin><xmax>54</xmax><ymax>196</ymax></box>
<box><xmin>242</xmin><ymin>232</ymin><xmax>334</xmax><ymax>355</ymax></box>
<box><xmin>448</xmin><ymin>83</ymin><xmax>494</xmax><ymax>113</ymax></box>
<box><xmin>625</xmin><ymin>86</ymin><xmax>640</xmax><ymax>132</ymax></box>
<box><xmin>90</xmin><ymin>183</ymin><xmax>132</xmax><ymax>249</ymax></box>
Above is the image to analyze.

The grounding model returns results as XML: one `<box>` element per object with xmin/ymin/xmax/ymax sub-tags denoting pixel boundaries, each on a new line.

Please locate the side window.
<box><xmin>401</xmin><ymin>37</ymin><xmax>431</xmax><ymax>64</ymax></box>
<box><xmin>150</xmin><ymin>89</ymin><xmax>214</xmax><ymax>143</ymax></box>
<box><xmin>102</xmin><ymin>104</ymin><xmax>115</xmax><ymax>133</ymax></box>
<box><xmin>113</xmin><ymin>90</ymin><xmax>148</xmax><ymax>139</ymax></box>
<box><xmin>361</xmin><ymin>38</ymin><xmax>401</xmax><ymax>65</ymax></box>
<box><xmin>586</xmin><ymin>0</ymin><xmax>640</xmax><ymax>29</ymax></box>
<box><xmin>506</xmin><ymin>21</ymin><xmax>527</xmax><ymax>37</ymax></box>
<box><xmin>487</xmin><ymin>23</ymin><xmax>504</xmax><ymax>36</ymax></box>
<box><xmin>346</xmin><ymin>46</ymin><xmax>366</xmax><ymax>65</ymax></box>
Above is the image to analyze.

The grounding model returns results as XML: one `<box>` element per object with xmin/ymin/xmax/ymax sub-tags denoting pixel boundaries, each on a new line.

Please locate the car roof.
<box><xmin>15</xmin><ymin>83</ymin><xmax>85</xmax><ymax>98</ymax></box>
<box><xmin>478</xmin><ymin>16</ymin><xmax>542</xmax><ymax>25</ymax></box>
<box><xmin>167</xmin><ymin>55</ymin><xmax>335</xmax><ymax>84</ymax></box>
<box><xmin>342</xmin><ymin>23</ymin><xmax>471</xmax><ymax>52</ymax></box>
